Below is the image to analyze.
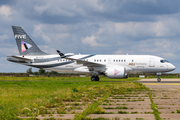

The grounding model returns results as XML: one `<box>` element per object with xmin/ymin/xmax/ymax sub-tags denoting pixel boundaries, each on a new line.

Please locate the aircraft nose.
<box><xmin>169</xmin><ymin>63</ymin><xmax>176</xmax><ymax>71</ymax></box>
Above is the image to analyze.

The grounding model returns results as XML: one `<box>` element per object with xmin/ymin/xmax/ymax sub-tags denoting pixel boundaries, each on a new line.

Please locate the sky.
<box><xmin>0</xmin><ymin>0</ymin><xmax>180</xmax><ymax>73</ymax></box>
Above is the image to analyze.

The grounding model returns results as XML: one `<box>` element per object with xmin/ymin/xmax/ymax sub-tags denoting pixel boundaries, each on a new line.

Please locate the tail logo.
<box><xmin>114</xmin><ymin>69</ymin><xmax>120</xmax><ymax>75</ymax></box>
<box><xmin>15</xmin><ymin>35</ymin><xmax>26</xmax><ymax>39</ymax></box>
<box><xmin>21</xmin><ymin>40</ymin><xmax>32</xmax><ymax>53</ymax></box>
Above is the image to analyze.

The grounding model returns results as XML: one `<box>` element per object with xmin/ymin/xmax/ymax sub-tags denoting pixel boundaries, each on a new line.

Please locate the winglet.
<box><xmin>56</xmin><ymin>50</ymin><xmax>66</xmax><ymax>58</ymax></box>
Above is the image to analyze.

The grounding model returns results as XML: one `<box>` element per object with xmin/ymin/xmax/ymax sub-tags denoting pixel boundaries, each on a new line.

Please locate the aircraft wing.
<box><xmin>57</xmin><ymin>50</ymin><xmax>104</xmax><ymax>67</ymax></box>
<box><xmin>7</xmin><ymin>55</ymin><xmax>32</xmax><ymax>62</ymax></box>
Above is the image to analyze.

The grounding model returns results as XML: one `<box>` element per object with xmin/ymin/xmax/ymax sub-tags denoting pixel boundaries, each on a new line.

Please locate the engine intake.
<box><xmin>106</xmin><ymin>67</ymin><xmax>128</xmax><ymax>79</ymax></box>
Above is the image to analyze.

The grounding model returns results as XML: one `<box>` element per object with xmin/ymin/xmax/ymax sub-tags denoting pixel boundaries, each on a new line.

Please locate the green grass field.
<box><xmin>0</xmin><ymin>77</ymin><xmax>148</xmax><ymax>119</ymax></box>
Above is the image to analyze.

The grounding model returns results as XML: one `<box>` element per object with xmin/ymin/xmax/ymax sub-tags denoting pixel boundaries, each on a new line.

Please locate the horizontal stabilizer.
<box><xmin>7</xmin><ymin>55</ymin><xmax>32</xmax><ymax>62</ymax></box>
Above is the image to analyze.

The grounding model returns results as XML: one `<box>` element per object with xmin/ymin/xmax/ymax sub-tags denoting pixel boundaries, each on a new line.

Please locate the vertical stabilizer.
<box><xmin>12</xmin><ymin>26</ymin><xmax>47</xmax><ymax>55</ymax></box>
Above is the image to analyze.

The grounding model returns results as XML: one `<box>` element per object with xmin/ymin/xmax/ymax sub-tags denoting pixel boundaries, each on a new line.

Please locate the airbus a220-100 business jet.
<box><xmin>7</xmin><ymin>26</ymin><xmax>176</xmax><ymax>82</ymax></box>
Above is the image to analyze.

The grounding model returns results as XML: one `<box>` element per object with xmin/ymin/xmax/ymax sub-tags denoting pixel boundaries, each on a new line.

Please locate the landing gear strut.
<box><xmin>91</xmin><ymin>76</ymin><xmax>100</xmax><ymax>81</ymax></box>
<box><xmin>156</xmin><ymin>73</ymin><xmax>162</xmax><ymax>82</ymax></box>
<box><xmin>157</xmin><ymin>76</ymin><xmax>161</xmax><ymax>82</ymax></box>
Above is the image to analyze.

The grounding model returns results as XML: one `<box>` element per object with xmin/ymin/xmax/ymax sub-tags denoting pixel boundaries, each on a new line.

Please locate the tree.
<box><xmin>50</xmin><ymin>71</ymin><xmax>59</xmax><ymax>76</ymax></box>
<box><xmin>39</xmin><ymin>68</ymin><xmax>46</xmax><ymax>75</ymax></box>
<box><xmin>26</xmin><ymin>68</ymin><xmax>33</xmax><ymax>74</ymax></box>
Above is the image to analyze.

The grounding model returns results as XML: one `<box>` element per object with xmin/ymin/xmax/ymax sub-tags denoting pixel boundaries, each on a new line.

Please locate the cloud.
<box><xmin>33</xmin><ymin>24</ymin><xmax>70</xmax><ymax>44</ymax></box>
<box><xmin>114</xmin><ymin>50</ymin><xmax>123</xmax><ymax>55</ymax></box>
<box><xmin>113</xmin><ymin>19</ymin><xmax>180</xmax><ymax>38</ymax></box>
<box><xmin>82</xmin><ymin>35</ymin><xmax>99</xmax><ymax>46</ymax></box>
<box><xmin>0</xmin><ymin>5</ymin><xmax>11</xmax><ymax>20</ymax></box>
<box><xmin>0</xmin><ymin>34</ymin><xmax>9</xmax><ymax>41</ymax></box>
<box><xmin>126</xmin><ymin>38</ymin><xmax>180</xmax><ymax>60</ymax></box>
<box><xmin>0</xmin><ymin>46</ymin><xmax>18</xmax><ymax>56</ymax></box>
<box><xmin>34</xmin><ymin>4</ymin><xmax>74</xmax><ymax>17</ymax></box>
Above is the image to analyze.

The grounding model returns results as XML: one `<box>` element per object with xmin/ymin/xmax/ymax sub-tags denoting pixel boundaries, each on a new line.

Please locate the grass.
<box><xmin>160</xmin><ymin>97</ymin><xmax>170</xmax><ymax>99</ymax></box>
<box><xmin>118</xmin><ymin>111</ymin><xmax>129</xmax><ymax>114</ymax></box>
<box><xmin>112</xmin><ymin>96</ymin><xmax>127</xmax><ymax>99</ymax></box>
<box><xmin>74</xmin><ymin>101</ymin><xmax>105</xmax><ymax>120</ymax></box>
<box><xmin>0</xmin><ymin>76</ymin><xmax>146</xmax><ymax>119</ymax></box>
<box><xmin>148</xmin><ymin>92</ymin><xmax>161</xmax><ymax>120</ymax></box>
<box><xmin>176</xmin><ymin>109</ymin><xmax>180</xmax><ymax>113</ymax></box>
<box><xmin>103</xmin><ymin>106</ymin><xmax>128</xmax><ymax>109</ymax></box>
<box><xmin>126</xmin><ymin>99</ymin><xmax>144</xmax><ymax>102</ymax></box>
<box><xmin>116</xmin><ymin>106</ymin><xmax>128</xmax><ymax>109</ymax></box>
<box><xmin>131</xmin><ymin>111</ymin><xmax>138</xmax><ymax>114</ymax></box>
<box><xmin>144</xmin><ymin>111</ymin><xmax>153</xmax><ymax>114</ymax></box>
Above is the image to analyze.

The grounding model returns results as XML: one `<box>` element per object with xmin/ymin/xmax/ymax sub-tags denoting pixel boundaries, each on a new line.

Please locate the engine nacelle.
<box><xmin>105</xmin><ymin>67</ymin><xmax>128</xmax><ymax>79</ymax></box>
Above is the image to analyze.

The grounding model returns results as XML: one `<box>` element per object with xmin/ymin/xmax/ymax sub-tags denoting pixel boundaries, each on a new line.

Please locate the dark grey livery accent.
<box><xmin>29</xmin><ymin>61</ymin><xmax>74</xmax><ymax>68</ymax></box>
<box><xmin>7</xmin><ymin>57</ymin><xmax>27</xmax><ymax>63</ymax></box>
<box><xmin>12</xmin><ymin>26</ymin><xmax>48</xmax><ymax>55</ymax></box>
<box><xmin>31</xmin><ymin>55</ymin><xmax>95</xmax><ymax>68</ymax></box>
<box><xmin>34</xmin><ymin>57</ymin><xmax>61</xmax><ymax>63</ymax></box>
<box><xmin>79</xmin><ymin>54</ymin><xmax>95</xmax><ymax>60</ymax></box>
<box><xmin>33</xmin><ymin>55</ymin><xmax>73</xmax><ymax>63</ymax></box>
<box><xmin>56</xmin><ymin>50</ymin><xmax>95</xmax><ymax>61</ymax></box>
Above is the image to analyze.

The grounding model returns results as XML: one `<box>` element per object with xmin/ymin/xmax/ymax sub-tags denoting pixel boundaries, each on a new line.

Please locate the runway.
<box><xmin>138</xmin><ymin>78</ymin><xmax>180</xmax><ymax>89</ymax></box>
<box><xmin>138</xmin><ymin>78</ymin><xmax>180</xmax><ymax>119</ymax></box>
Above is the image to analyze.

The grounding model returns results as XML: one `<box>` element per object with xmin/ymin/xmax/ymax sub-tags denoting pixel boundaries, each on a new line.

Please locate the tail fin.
<box><xmin>12</xmin><ymin>26</ymin><xmax>47</xmax><ymax>55</ymax></box>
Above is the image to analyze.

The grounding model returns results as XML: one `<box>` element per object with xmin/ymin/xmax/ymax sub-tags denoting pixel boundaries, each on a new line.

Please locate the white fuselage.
<box><xmin>8</xmin><ymin>54</ymin><xmax>176</xmax><ymax>74</ymax></box>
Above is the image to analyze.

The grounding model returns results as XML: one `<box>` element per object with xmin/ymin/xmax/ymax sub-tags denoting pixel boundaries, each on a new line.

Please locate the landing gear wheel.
<box><xmin>95</xmin><ymin>76</ymin><xmax>99</xmax><ymax>81</ymax></box>
<box><xmin>91</xmin><ymin>76</ymin><xmax>96</xmax><ymax>81</ymax></box>
<box><xmin>157</xmin><ymin>78</ymin><xmax>161</xmax><ymax>82</ymax></box>
<box><xmin>91</xmin><ymin>76</ymin><xmax>100</xmax><ymax>81</ymax></box>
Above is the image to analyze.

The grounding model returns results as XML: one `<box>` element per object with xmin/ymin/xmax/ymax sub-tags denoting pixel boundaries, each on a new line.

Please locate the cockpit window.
<box><xmin>165</xmin><ymin>60</ymin><xmax>169</xmax><ymax>63</ymax></box>
<box><xmin>160</xmin><ymin>59</ymin><xmax>169</xmax><ymax>63</ymax></box>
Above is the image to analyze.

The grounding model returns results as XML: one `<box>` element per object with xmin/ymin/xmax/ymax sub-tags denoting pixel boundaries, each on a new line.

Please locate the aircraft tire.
<box><xmin>157</xmin><ymin>78</ymin><xmax>161</xmax><ymax>82</ymax></box>
<box><xmin>95</xmin><ymin>76</ymin><xmax>99</xmax><ymax>81</ymax></box>
<box><xmin>91</xmin><ymin>76</ymin><xmax>96</xmax><ymax>81</ymax></box>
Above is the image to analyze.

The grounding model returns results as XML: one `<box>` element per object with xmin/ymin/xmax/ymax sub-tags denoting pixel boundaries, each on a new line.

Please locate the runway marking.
<box><xmin>143</xmin><ymin>83</ymin><xmax>180</xmax><ymax>85</ymax></box>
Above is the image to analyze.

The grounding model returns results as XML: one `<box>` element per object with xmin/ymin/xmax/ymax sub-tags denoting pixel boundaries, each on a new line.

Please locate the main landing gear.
<box><xmin>91</xmin><ymin>76</ymin><xmax>99</xmax><ymax>81</ymax></box>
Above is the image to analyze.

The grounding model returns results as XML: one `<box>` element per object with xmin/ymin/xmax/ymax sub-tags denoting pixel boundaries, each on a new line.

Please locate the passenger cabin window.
<box><xmin>104</xmin><ymin>60</ymin><xmax>106</xmax><ymax>62</ymax></box>
<box><xmin>113</xmin><ymin>60</ymin><xmax>115</xmax><ymax>62</ymax></box>
<box><xmin>94</xmin><ymin>60</ymin><xmax>96</xmax><ymax>62</ymax></box>
<box><xmin>124</xmin><ymin>60</ymin><xmax>126</xmax><ymax>62</ymax></box>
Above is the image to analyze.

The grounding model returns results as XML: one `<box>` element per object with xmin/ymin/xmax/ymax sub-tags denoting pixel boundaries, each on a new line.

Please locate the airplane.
<box><xmin>7</xmin><ymin>26</ymin><xmax>176</xmax><ymax>82</ymax></box>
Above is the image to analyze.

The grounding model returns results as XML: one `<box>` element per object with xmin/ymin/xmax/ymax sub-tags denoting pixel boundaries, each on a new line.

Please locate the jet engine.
<box><xmin>105</xmin><ymin>67</ymin><xmax>128</xmax><ymax>78</ymax></box>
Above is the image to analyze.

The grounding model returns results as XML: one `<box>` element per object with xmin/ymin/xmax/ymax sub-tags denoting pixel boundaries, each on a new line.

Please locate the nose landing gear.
<box><xmin>157</xmin><ymin>77</ymin><xmax>161</xmax><ymax>82</ymax></box>
<box><xmin>157</xmin><ymin>73</ymin><xmax>162</xmax><ymax>82</ymax></box>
